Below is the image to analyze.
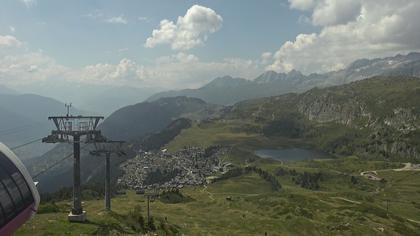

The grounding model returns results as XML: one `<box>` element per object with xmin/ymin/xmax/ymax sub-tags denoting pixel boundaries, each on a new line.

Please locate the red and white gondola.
<box><xmin>0</xmin><ymin>143</ymin><xmax>40</xmax><ymax>236</ymax></box>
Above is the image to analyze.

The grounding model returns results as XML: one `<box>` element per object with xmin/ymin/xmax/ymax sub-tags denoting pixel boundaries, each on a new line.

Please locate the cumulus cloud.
<box><xmin>260</xmin><ymin>52</ymin><xmax>273</xmax><ymax>65</ymax></box>
<box><xmin>269</xmin><ymin>0</ymin><xmax>420</xmax><ymax>74</ymax></box>
<box><xmin>312</xmin><ymin>0</ymin><xmax>362</xmax><ymax>26</ymax></box>
<box><xmin>145</xmin><ymin>5</ymin><xmax>223</xmax><ymax>50</ymax></box>
<box><xmin>0</xmin><ymin>52</ymin><xmax>66</xmax><ymax>86</ymax></box>
<box><xmin>79</xmin><ymin>58</ymin><xmax>142</xmax><ymax>84</ymax></box>
<box><xmin>143</xmin><ymin>53</ymin><xmax>259</xmax><ymax>88</ymax></box>
<box><xmin>0</xmin><ymin>35</ymin><xmax>22</xmax><ymax>48</ymax></box>
<box><xmin>0</xmin><ymin>48</ymin><xmax>262</xmax><ymax>89</ymax></box>
<box><xmin>106</xmin><ymin>16</ymin><xmax>128</xmax><ymax>24</ymax></box>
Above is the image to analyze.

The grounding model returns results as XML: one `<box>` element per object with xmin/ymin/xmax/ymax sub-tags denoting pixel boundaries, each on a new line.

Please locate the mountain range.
<box><xmin>10</xmin><ymin>52</ymin><xmax>420</xmax><ymax>193</ymax></box>
<box><xmin>8</xmin><ymin>82</ymin><xmax>162</xmax><ymax>116</ymax></box>
<box><xmin>148</xmin><ymin>52</ymin><xmax>420</xmax><ymax>105</ymax></box>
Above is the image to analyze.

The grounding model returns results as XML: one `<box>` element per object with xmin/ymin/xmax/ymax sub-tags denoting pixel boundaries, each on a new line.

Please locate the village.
<box><xmin>117</xmin><ymin>146</ymin><xmax>232</xmax><ymax>191</ymax></box>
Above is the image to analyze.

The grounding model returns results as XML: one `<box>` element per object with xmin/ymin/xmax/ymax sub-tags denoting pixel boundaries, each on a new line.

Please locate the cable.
<box><xmin>0</xmin><ymin>123</ymin><xmax>39</xmax><ymax>134</ymax></box>
<box><xmin>0</xmin><ymin>122</ymin><xmax>49</xmax><ymax>137</ymax></box>
<box><xmin>32</xmin><ymin>152</ymin><xmax>73</xmax><ymax>179</ymax></box>
<box><xmin>10</xmin><ymin>137</ymin><xmax>43</xmax><ymax>150</ymax></box>
<box><xmin>31</xmin><ymin>145</ymin><xmax>89</xmax><ymax>179</ymax></box>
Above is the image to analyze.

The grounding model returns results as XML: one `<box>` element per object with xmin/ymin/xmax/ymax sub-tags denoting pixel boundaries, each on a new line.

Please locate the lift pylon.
<box><xmin>43</xmin><ymin>111</ymin><xmax>105</xmax><ymax>222</ymax></box>
<box><xmin>90</xmin><ymin>140</ymin><xmax>126</xmax><ymax>211</ymax></box>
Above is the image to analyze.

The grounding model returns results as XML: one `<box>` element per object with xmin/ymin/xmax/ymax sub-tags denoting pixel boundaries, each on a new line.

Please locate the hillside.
<box><xmin>148</xmin><ymin>52</ymin><xmax>420</xmax><ymax>105</ymax></box>
<box><xmin>29</xmin><ymin>97</ymin><xmax>220</xmax><ymax>193</ymax></box>
<box><xmin>225</xmin><ymin>76</ymin><xmax>420</xmax><ymax>160</ymax></box>
<box><xmin>15</xmin><ymin>81</ymin><xmax>162</xmax><ymax>116</ymax></box>
<box><xmin>18</xmin><ymin>156</ymin><xmax>420</xmax><ymax>235</ymax></box>
<box><xmin>147</xmin><ymin>72</ymin><xmax>322</xmax><ymax>105</ymax></box>
<box><xmin>17</xmin><ymin>75</ymin><xmax>420</xmax><ymax>235</ymax></box>
<box><xmin>0</xmin><ymin>93</ymin><xmax>82</xmax><ymax>160</ymax></box>
<box><xmin>101</xmin><ymin>96</ymin><xmax>221</xmax><ymax>140</ymax></box>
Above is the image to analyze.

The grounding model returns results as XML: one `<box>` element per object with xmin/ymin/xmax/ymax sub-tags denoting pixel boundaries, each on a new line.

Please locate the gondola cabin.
<box><xmin>0</xmin><ymin>143</ymin><xmax>40</xmax><ymax>235</ymax></box>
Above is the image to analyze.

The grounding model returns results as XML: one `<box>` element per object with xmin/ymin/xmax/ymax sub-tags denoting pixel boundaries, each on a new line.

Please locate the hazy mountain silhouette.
<box><xmin>148</xmin><ymin>52</ymin><xmax>420</xmax><ymax>105</ymax></box>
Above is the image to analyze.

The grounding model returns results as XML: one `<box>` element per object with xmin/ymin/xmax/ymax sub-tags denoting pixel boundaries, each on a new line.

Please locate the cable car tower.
<box><xmin>90</xmin><ymin>140</ymin><xmax>126</xmax><ymax>211</ymax></box>
<box><xmin>42</xmin><ymin>103</ymin><xmax>105</xmax><ymax>222</ymax></box>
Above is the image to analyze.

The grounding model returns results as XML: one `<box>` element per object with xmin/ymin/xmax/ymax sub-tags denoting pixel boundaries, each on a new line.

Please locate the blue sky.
<box><xmin>0</xmin><ymin>0</ymin><xmax>314</xmax><ymax>67</ymax></box>
<box><xmin>0</xmin><ymin>0</ymin><xmax>419</xmax><ymax>91</ymax></box>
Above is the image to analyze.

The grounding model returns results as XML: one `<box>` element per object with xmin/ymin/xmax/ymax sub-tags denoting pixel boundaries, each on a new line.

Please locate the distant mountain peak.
<box><xmin>346</xmin><ymin>52</ymin><xmax>420</xmax><ymax>72</ymax></box>
<box><xmin>154</xmin><ymin>96</ymin><xmax>207</xmax><ymax>106</ymax></box>
<box><xmin>255</xmin><ymin>69</ymin><xmax>304</xmax><ymax>83</ymax></box>
<box><xmin>203</xmin><ymin>75</ymin><xmax>249</xmax><ymax>88</ymax></box>
<box><xmin>147</xmin><ymin>52</ymin><xmax>420</xmax><ymax>105</ymax></box>
<box><xmin>255</xmin><ymin>71</ymin><xmax>279</xmax><ymax>83</ymax></box>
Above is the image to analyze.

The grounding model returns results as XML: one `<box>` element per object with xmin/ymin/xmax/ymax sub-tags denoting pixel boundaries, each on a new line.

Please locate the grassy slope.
<box><xmin>17</xmin><ymin>76</ymin><xmax>420</xmax><ymax>235</ymax></box>
<box><xmin>17</xmin><ymin>162</ymin><xmax>420</xmax><ymax>235</ymax></box>
<box><xmin>17</xmin><ymin>120</ymin><xmax>420</xmax><ymax>235</ymax></box>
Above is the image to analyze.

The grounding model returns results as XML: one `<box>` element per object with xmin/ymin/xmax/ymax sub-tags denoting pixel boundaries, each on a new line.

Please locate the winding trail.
<box><xmin>201</xmin><ymin>185</ymin><xmax>215</xmax><ymax>201</ymax></box>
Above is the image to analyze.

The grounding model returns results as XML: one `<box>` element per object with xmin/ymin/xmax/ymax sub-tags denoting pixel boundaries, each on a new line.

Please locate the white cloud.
<box><xmin>78</xmin><ymin>58</ymin><xmax>142</xmax><ymax>84</ymax></box>
<box><xmin>19</xmin><ymin>0</ymin><xmax>36</xmax><ymax>8</ymax></box>
<box><xmin>0</xmin><ymin>35</ymin><xmax>22</xmax><ymax>48</ymax></box>
<box><xmin>312</xmin><ymin>0</ymin><xmax>362</xmax><ymax>26</ymax></box>
<box><xmin>145</xmin><ymin>5</ymin><xmax>223</xmax><ymax>50</ymax></box>
<box><xmin>0</xmin><ymin>52</ymin><xmax>66</xmax><ymax>86</ymax></box>
<box><xmin>289</xmin><ymin>0</ymin><xmax>315</xmax><ymax>11</ymax></box>
<box><xmin>139</xmin><ymin>53</ymin><xmax>259</xmax><ymax>88</ymax></box>
<box><xmin>106</xmin><ymin>16</ymin><xmax>128</xmax><ymax>24</ymax></box>
<box><xmin>269</xmin><ymin>0</ymin><xmax>420</xmax><ymax>74</ymax></box>
<box><xmin>260</xmin><ymin>52</ymin><xmax>273</xmax><ymax>65</ymax></box>
<box><xmin>9</xmin><ymin>26</ymin><xmax>16</xmax><ymax>33</ymax></box>
<box><xmin>77</xmin><ymin>53</ymin><xmax>260</xmax><ymax>89</ymax></box>
<box><xmin>0</xmin><ymin>48</ymin><xmax>262</xmax><ymax>90</ymax></box>
<box><xmin>84</xmin><ymin>11</ymin><xmax>128</xmax><ymax>25</ymax></box>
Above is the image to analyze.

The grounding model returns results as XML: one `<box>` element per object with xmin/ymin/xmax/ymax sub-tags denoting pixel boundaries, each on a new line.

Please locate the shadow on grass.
<box><xmin>81</xmin><ymin>211</ymin><xmax>132</xmax><ymax>235</ymax></box>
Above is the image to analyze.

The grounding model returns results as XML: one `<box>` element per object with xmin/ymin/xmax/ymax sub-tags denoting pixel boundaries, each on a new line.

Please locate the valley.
<box><xmin>15</xmin><ymin>74</ymin><xmax>420</xmax><ymax>235</ymax></box>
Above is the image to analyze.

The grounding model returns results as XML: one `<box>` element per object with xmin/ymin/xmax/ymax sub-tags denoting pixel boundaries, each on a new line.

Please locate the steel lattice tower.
<box><xmin>42</xmin><ymin>111</ymin><xmax>105</xmax><ymax>222</ymax></box>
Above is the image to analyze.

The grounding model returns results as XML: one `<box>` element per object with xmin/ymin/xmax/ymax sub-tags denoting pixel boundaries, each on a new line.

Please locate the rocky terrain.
<box><xmin>228</xmin><ymin>76</ymin><xmax>420</xmax><ymax>160</ymax></box>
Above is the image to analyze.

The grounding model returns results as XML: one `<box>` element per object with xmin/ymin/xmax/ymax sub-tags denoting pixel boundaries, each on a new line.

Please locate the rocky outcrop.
<box><xmin>297</xmin><ymin>90</ymin><xmax>370</xmax><ymax>126</ymax></box>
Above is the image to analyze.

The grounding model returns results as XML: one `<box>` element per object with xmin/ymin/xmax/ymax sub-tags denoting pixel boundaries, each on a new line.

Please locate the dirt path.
<box><xmin>331</xmin><ymin>197</ymin><xmax>361</xmax><ymax>205</ymax></box>
<box><xmin>394</xmin><ymin>163</ymin><xmax>420</xmax><ymax>172</ymax></box>
<box><xmin>201</xmin><ymin>185</ymin><xmax>215</xmax><ymax>201</ymax></box>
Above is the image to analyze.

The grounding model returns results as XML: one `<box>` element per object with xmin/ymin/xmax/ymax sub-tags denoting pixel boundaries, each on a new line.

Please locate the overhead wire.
<box><xmin>0</xmin><ymin>122</ymin><xmax>49</xmax><ymax>137</ymax></box>
<box><xmin>31</xmin><ymin>144</ymin><xmax>89</xmax><ymax>179</ymax></box>
<box><xmin>10</xmin><ymin>137</ymin><xmax>44</xmax><ymax>150</ymax></box>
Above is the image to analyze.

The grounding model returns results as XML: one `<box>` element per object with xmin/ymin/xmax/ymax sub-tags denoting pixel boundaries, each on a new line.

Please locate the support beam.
<box><xmin>72</xmin><ymin>135</ymin><xmax>82</xmax><ymax>214</ymax></box>
<box><xmin>90</xmin><ymin>140</ymin><xmax>125</xmax><ymax>211</ymax></box>
<box><xmin>68</xmin><ymin>135</ymin><xmax>86</xmax><ymax>222</ymax></box>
